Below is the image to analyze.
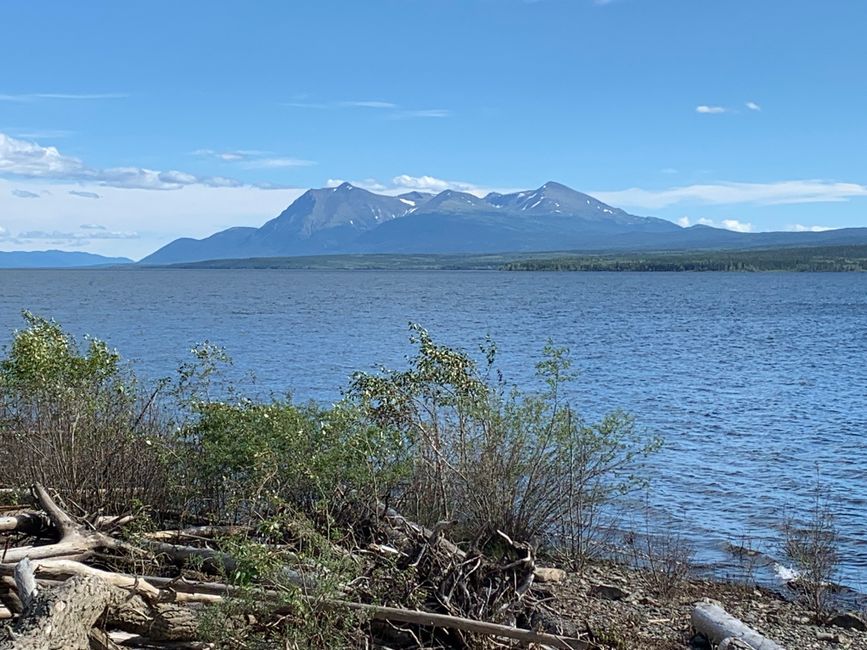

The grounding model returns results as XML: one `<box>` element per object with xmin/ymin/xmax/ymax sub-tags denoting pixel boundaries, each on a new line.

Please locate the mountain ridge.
<box><xmin>0</xmin><ymin>250</ymin><xmax>133</xmax><ymax>269</ymax></box>
<box><xmin>139</xmin><ymin>181</ymin><xmax>867</xmax><ymax>264</ymax></box>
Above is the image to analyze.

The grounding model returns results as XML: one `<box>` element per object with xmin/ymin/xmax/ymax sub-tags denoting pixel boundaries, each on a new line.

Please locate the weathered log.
<box><xmin>0</xmin><ymin>514</ymin><xmax>49</xmax><ymax>537</ymax></box>
<box><xmin>0</xmin><ymin>565</ymin><xmax>115</xmax><ymax>650</ymax></box>
<box><xmin>1</xmin><ymin>559</ymin><xmax>201</xmax><ymax>645</ymax></box>
<box><xmin>311</xmin><ymin>600</ymin><xmax>588</xmax><ymax>650</ymax></box>
<box><xmin>691</xmin><ymin>599</ymin><xmax>786</xmax><ymax>650</ymax></box>
<box><xmin>143</xmin><ymin>525</ymin><xmax>245</xmax><ymax>542</ymax></box>
<box><xmin>0</xmin><ymin>485</ymin><xmax>138</xmax><ymax>565</ymax></box>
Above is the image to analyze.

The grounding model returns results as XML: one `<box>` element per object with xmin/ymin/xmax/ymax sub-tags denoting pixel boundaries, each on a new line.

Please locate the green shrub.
<box><xmin>350</xmin><ymin>324</ymin><xmax>660</xmax><ymax>560</ymax></box>
<box><xmin>0</xmin><ymin>312</ymin><xmax>171</xmax><ymax>514</ymax></box>
<box><xmin>179</xmin><ymin>398</ymin><xmax>409</xmax><ymax>522</ymax></box>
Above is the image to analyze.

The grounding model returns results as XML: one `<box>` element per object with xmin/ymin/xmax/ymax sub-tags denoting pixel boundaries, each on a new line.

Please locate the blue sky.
<box><xmin>2</xmin><ymin>0</ymin><xmax>867</xmax><ymax>259</ymax></box>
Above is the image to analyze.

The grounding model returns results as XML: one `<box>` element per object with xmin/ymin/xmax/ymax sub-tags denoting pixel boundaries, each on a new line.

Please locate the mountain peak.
<box><xmin>539</xmin><ymin>181</ymin><xmax>570</xmax><ymax>192</ymax></box>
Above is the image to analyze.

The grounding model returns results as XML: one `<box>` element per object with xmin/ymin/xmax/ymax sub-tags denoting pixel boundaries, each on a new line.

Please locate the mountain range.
<box><xmin>140</xmin><ymin>181</ymin><xmax>867</xmax><ymax>265</ymax></box>
<box><xmin>0</xmin><ymin>250</ymin><xmax>132</xmax><ymax>269</ymax></box>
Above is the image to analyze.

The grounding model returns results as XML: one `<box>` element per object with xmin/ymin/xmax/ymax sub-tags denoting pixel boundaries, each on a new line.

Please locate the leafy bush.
<box><xmin>350</xmin><ymin>324</ymin><xmax>660</xmax><ymax>560</ymax></box>
<box><xmin>179</xmin><ymin>398</ymin><xmax>409</xmax><ymax>522</ymax></box>
<box><xmin>0</xmin><ymin>312</ymin><xmax>171</xmax><ymax>514</ymax></box>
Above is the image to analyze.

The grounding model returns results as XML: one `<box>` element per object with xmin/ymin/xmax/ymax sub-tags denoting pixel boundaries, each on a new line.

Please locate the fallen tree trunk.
<box><xmin>0</xmin><ymin>560</ymin><xmax>116</xmax><ymax>650</ymax></box>
<box><xmin>0</xmin><ymin>513</ymin><xmax>48</xmax><ymax>537</ymax></box>
<box><xmin>1</xmin><ymin>559</ymin><xmax>201</xmax><ymax>647</ymax></box>
<box><xmin>691</xmin><ymin>599</ymin><xmax>786</xmax><ymax>650</ymax></box>
<box><xmin>330</xmin><ymin>600</ymin><xmax>588</xmax><ymax>650</ymax></box>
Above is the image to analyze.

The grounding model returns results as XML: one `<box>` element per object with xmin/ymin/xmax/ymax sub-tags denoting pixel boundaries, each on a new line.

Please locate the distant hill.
<box><xmin>140</xmin><ymin>181</ymin><xmax>867</xmax><ymax>264</ymax></box>
<box><xmin>0</xmin><ymin>250</ymin><xmax>133</xmax><ymax>269</ymax></box>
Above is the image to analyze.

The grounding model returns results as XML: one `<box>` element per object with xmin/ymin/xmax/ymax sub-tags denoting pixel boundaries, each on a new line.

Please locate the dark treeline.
<box><xmin>502</xmin><ymin>245</ymin><xmax>867</xmax><ymax>272</ymax></box>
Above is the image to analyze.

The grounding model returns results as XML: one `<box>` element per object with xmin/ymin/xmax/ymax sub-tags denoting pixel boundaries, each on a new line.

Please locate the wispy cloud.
<box><xmin>389</xmin><ymin>109</ymin><xmax>452</xmax><ymax>119</ymax></box>
<box><xmin>193</xmin><ymin>148</ymin><xmax>315</xmax><ymax>169</ymax></box>
<box><xmin>70</xmin><ymin>190</ymin><xmax>101</xmax><ymax>199</ymax></box>
<box><xmin>0</xmin><ymin>92</ymin><xmax>127</xmax><ymax>102</ymax></box>
<box><xmin>594</xmin><ymin>180</ymin><xmax>867</xmax><ymax>209</ymax></box>
<box><xmin>0</xmin><ymin>132</ymin><xmax>253</xmax><ymax>190</ymax></box>
<box><xmin>745</xmin><ymin>101</ymin><xmax>761</xmax><ymax>111</ymax></box>
<box><xmin>243</xmin><ymin>157</ymin><xmax>316</xmax><ymax>169</ymax></box>
<box><xmin>5</xmin><ymin>128</ymin><xmax>74</xmax><ymax>139</ymax></box>
<box><xmin>696</xmin><ymin>105</ymin><xmax>728</xmax><ymax>114</ymax></box>
<box><xmin>284</xmin><ymin>99</ymin><xmax>452</xmax><ymax>119</ymax></box>
<box><xmin>16</xmin><ymin>228</ymin><xmax>140</xmax><ymax>240</ymax></box>
<box><xmin>339</xmin><ymin>100</ymin><xmax>398</xmax><ymax>109</ymax></box>
<box><xmin>193</xmin><ymin>149</ymin><xmax>270</xmax><ymax>161</ymax></box>
<box><xmin>12</xmin><ymin>189</ymin><xmax>40</xmax><ymax>199</ymax></box>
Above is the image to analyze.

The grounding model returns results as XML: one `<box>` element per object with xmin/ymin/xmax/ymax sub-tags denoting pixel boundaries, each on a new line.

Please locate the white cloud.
<box><xmin>675</xmin><ymin>216</ymin><xmax>752</xmax><ymax>232</ymax></box>
<box><xmin>789</xmin><ymin>224</ymin><xmax>835</xmax><ymax>232</ymax></box>
<box><xmin>326</xmin><ymin>174</ymin><xmax>519</xmax><ymax>197</ymax></box>
<box><xmin>594</xmin><ymin>180</ymin><xmax>867</xmax><ymax>210</ymax></box>
<box><xmin>326</xmin><ymin>178</ymin><xmax>388</xmax><ymax>192</ymax></box>
<box><xmin>746</xmin><ymin>101</ymin><xmax>761</xmax><ymax>111</ymax></box>
<box><xmin>721</xmin><ymin>219</ymin><xmax>753</xmax><ymax>233</ymax></box>
<box><xmin>0</xmin><ymin>132</ymin><xmax>273</xmax><ymax>190</ymax></box>
<box><xmin>12</xmin><ymin>189</ymin><xmax>40</xmax><ymax>199</ymax></box>
<box><xmin>392</xmin><ymin>174</ymin><xmax>463</xmax><ymax>192</ymax></box>
<box><xmin>696</xmin><ymin>105</ymin><xmax>728</xmax><ymax>114</ymax></box>
<box><xmin>390</xmin><ymin>174</ymin><xmax>490</xmax><ymax>194</ymax></box>
<box><xmin>0</xmin><ymin>133</ymin><xmax>88</xmax><ymax>178</ymax></box>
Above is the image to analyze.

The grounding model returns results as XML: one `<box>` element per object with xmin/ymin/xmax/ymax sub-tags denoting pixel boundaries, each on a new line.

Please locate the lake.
<box><xmin>1</xmin><ymin>269</ymin><xmax>865</xmax><ymax>592</ymax></box>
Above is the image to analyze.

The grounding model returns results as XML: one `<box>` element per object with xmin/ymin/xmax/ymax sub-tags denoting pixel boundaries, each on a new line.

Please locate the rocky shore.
<box><xmin>540</xmin><ymin>560</ymin><xmax>867</xmax><ymax>649</ymax></box>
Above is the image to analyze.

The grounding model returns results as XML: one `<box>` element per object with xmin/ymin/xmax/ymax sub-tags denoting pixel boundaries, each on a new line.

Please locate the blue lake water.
<box><xmin>1</xmin><ymin>269</ymin><xmax>865</xmax><ymax>591</ymax></box>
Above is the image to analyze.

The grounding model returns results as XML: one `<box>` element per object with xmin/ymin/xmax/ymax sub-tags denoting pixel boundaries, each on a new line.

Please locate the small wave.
<box><xmin>774</xmin><ymin>563</ymin><xmax>800</xmax><ymax>582</ymax></box>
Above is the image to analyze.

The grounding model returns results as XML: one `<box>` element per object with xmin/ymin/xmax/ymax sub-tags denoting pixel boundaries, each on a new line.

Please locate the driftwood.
<box><xmin>0</xmin><ymin>559</ymin><xmax>201</xmax><ymax>648</ymax></box>
<box><xmin>0</xmin><ymin>485</ymin><xmax>137</xmax><ymax>565</ymax></box>
<box><xmin>0</xmin><ymin>559</ymin><xmax>116</xmax><ymax>650</ymax></box>
<box><xmin>691</xmin><ymin>599</ymin><xmax>786</xmax><ymax>650</ymax></box>
<box><xmin>0</xmin><ymin>514</ymin><xmax>48</xmax><ymax>537</ymax></box>
<box><xmin>0</xmin><ymin>484</ymin><xmax>589</xmax><ymax>649</ymax></box>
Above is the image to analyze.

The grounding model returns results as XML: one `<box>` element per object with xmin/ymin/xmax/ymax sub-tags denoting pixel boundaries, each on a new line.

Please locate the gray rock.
<box><xmin>533</xmin><ymin>567</ymin><xmax>566</xmax><ymax>584</ymax></box>
<box><xmin>589</xmin><ymin>583</ymin><xmax>630</xmax><ymax>601</ymax></box>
